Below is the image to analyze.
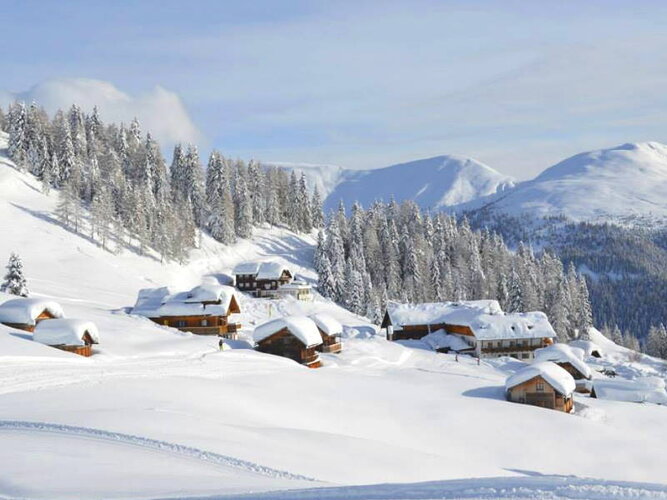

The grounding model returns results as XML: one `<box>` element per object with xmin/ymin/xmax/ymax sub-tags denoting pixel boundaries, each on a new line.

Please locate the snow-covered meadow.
<box><xmin>1</xmin><ymin>141</ymin><xmax>667</xmax><ymax>499</ymax></box>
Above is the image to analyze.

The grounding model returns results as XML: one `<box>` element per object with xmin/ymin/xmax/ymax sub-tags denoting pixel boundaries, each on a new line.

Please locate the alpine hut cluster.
<box><xmin>0</xmin><ymin>294</ymin><xmax>99</xmax><ymax>356</ymax></box>
<box><xmin>253</xmin><ymin>313</ymin><xmax>343</xmax><ymax>367</ymax></box>
<box><xmin>382</xmin><ymin>300</ymin><xmax>555</xmax><ymax>360</ymax></box>
<box><xmin>233</xmin><ymin>261</ymin><xmax>312</xmax><ymax>301</ymax></box>
<box><xmin>132</xmin><ymin>282</ymin><xmax>241</xmax><ymax>338</ymax></box>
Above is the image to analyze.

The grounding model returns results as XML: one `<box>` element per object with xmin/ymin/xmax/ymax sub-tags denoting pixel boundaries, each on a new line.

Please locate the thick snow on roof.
<box><xmin>309</xmin><ymin>313</ymin><xmax>342</xmax><ymax>336</ymax></box>
<box><xmin>421</xmin><ymin>329</ymin><xmax>472</xmax><ymax>352</ymax></box>
<box><xmin>132</xmin><ymin>284</ymin><xmax>238</xmax><ymax>318</ymax></box>
<box><xmin>534</xmin><ymin>344</ymin><xmax>592</xmax><ymax>379</ymax></box>
<box><xmin>506</xmin><ymin>361</ymin><xmax>576</xmax><ymax>396</ymax></box>
<box><xmin>0</xmin><ymin>298</ymin><xmax>64</xmax><ymax>326</ymax></box>
<box><xmin>593</xmin><ymin>377</ymin><xmax>667</xmax><ymax>405</ymax></box>
<box><xmin>233</xmin><ymin>262</ymin><xmax>262</xmax><ymax>275</ymax></box>
<box><xmin>253</xmin><ymin>316</ymin><xmax>323</xmax><ymax>347</ymax></box>
<box><xmin>386</xmin><ymin>301</ymin><xmax>556</xmax><ymax>340</ymax></box>
<box><xmin>256</xmin><ymin>261</ymin><xmax>291</xmax><ymax>280</ymax></box>
<box><xmin>279</xmin><ymin>280</ymin><xmax>311</xmax><ymax>291</ymax></box>
<box><xmin>569</xmin><ymin>340</ymin><xmax>602</xmax><ymax>357</ymax></box>
<box><xmin>33</xmin><ymin>319</ymin><xmax>100</xmax><ymax>346</ymax></box>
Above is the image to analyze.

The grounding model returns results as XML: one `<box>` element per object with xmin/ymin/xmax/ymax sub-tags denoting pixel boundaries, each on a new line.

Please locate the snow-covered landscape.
<box><xmin>3</xmin><ymin>4</ymin><xmax>667</xmax><ymax>498</ymax></box>
<box><xmin>0</xmin><ymin>127</ymin><xmax>667</xmax><ymax>499</ymax></box>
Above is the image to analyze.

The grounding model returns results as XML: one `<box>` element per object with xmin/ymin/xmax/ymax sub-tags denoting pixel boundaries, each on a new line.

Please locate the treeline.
<box><xmin>2</xmin><ymin>101</ymin><xmax>324</xmax><ymax>262</ymax></box>
<box><xmin>315</xmin><ymin>200</ymin><xmax>593</xmax><ymax>342</ymax></box>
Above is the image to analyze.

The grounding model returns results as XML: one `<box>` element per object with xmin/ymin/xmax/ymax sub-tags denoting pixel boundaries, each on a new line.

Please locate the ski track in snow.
<box><xmin>0</xmin><ymin>420</ymin><xmax>316</xmax><ymax>482</ymax></box>
<box><xmin>170</xmin><ymin>475</ymin><xmax>667</xmax><ymax>500</ymax></box>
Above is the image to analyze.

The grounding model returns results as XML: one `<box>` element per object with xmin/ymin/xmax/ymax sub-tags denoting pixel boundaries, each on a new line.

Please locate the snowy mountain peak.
<box><xmin>463</xmin><ymin>141</ymin><xmax>667</xmax><ymax>225</ymax></box>
<box><xmin>317</xmin><ymin>154</ymin><xmax>514</xmax><ymax>211</ymax></box>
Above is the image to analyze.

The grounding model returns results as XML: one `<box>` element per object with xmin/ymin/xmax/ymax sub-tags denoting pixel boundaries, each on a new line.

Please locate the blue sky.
<box><xmin>1</xmin><ymin>0</ymin><xmax>666</xmax><ymax>179</ymax></box>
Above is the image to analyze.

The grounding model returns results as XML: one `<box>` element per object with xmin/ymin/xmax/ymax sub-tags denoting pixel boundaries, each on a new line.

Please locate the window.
<box><xmin>265</xmin><ymin>283</ymin><xmax>271</xmax><ymax>289</ymax></box>
<box><xmin>521</xmin><ymin>353</ymin><xmax>529</xmax><ymax>359</ymax></box>
<box><xmin>175</xmin><ymin>320</ymin><xmax>187</xmax><ymax>328</ymax></box>
<box><xmin>201</xmin><ymin>319</ymin><xmax>208</xmax><ymax>326</ymax></box>
<box><xmin>536</xmin><ymin>382</ymin><xmax>545</xmax><ymax>391</ymax></box>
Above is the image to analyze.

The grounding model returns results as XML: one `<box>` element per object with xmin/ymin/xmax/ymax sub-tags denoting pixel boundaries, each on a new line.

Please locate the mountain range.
<box><xmin>276</xmin><ymin>142</ymin><xmax>667</xmax><ymax>226</ymax></box>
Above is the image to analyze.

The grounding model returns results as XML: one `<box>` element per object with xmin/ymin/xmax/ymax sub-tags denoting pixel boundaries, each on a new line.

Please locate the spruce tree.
<box><xmin>1</xmin><ymin>253</ymin><xmax>29</xmax><ymax>297</ymax></box>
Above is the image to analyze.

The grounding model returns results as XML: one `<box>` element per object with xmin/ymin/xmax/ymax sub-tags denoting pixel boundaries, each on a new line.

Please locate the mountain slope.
<box><xmin>462</xmin><ymin>142</ymin><xmax>667</xmax><ymax>225</ymax></box>
<box><xmin>323</xmin><ymin>155</ymin><xmax>514</xmax><ymax>211</ymax></box>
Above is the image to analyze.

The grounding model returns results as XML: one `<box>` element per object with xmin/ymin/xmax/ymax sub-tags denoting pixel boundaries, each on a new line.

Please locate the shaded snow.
<box><xmin>33</xmin><ymin>318</ymin><xmax>100</xmax><ymax>346</ymax></box>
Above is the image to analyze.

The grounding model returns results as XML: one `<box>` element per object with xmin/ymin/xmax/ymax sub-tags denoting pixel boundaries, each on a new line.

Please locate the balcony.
<box><xmin>321</xmin><ymin>342</ymin><xmax>342</xmax><ymax>353</ymax></box>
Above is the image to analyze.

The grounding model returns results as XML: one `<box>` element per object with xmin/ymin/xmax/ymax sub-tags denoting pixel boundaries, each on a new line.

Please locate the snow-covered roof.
<box><xmin>132</xmin><ymin>284</ymin><xmax>239</xmax><ymax>318</ymax></box>
<box><xmin>569</xmin><ymin>340</ymin><xmax>602</xmax><ymax>357</ymax></box>
<box><xmin>309</xmin><ymin>313</ymin><xmax>342</xmax><ymax>337</ymax></box>
<box><xmin>0</xmin><ymin>298</ymin><xmax>65</xmax><ymax>326</ymax></box>
<box><xmin>534</xmin><ymin>344</ymin><xmax>592</xmax><ymax>379</ymax></box>
<box><xmin>593</xmin><ymin>378</ymin><xmax>667</xmax><ymax>405</ymax></box>
<box><xmin>233</xmin><ymin>262</ymin><xmax>262</xmax><ymax>275</ymax></box>
<box><xmin>505</xmin><ymin>361</ymin><xmax>576</xmax><ymax>396</ymax></box>
<box><xmin>33</xmin><ymin>319</ymin><xmax>100</xmax><ymax>346</ymax></box>
<box><xmin>253</xmin><ymin>316</ymin><xmax>323</xmax><ymax>347</ymax></box>
<box><xmin>279</xmin><ymin>280</ymin><xmax>312</xmax><ymax>291</ymax></box>
<box><xmin>421</xmin><ymin>329</ymin><xmax>472</xmax><ymax>352</ymax></box>
<box><xmin>256</xmin><ymin>262</ymin><xmax>291</xmax><ymax>280</ymax></box>
<box><xmin>385</xmin><ymin>301</ymin><xmax>556</xmax><ymax>340</ymax></box>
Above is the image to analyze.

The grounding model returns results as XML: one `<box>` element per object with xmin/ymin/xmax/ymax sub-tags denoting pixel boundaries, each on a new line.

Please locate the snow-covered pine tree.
<box><xmin>646</xmin><ymin>324</ymin><xmax>667</xmax><ymax>359</ymax></box>
<box><xmin>1</xmin><ymin>252</ymin><xmax>29</xmax><ymax>297</ymax></box>
<box><xmin>311</xmin><ymin>186</ymin><xmax>324</xmax><ymax>228</ymax></box>
<box><xmin>298</xmin><ymin>173</ymin><xmax>312</xmax><ymax>232</ymax></box>
<box><xmin>507</xmin><ymin>266</ymin><xmax>524</xmax><ymax>313</ymax></box>
<box><xmin>234</xmin><ymin>161</ymin><xmax>253</xmax><ymax>239</ymax></box>
<box><xmin>8</xmin><ymin>102</ymin><xmax>28</xmax><ymax>169</ymax></box>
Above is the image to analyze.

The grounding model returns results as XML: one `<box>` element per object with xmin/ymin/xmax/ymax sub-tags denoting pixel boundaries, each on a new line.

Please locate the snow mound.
<box><xmin>33</xmin><ymin>318</ymin><xmax>100</xmax><ymax>346</ymax></box>
<box><xmin>421</xmin><ymin>329</ymin><xmax>471</xmax><ymax>352</ymax></box>
<box><xmin>506</xmin><ymin>361</ymin><xmax>576</xmax><ymax>396</ymax></box>
<box><xmin>593</xmin><ymin>377</ymin><xmax>667</xmax><ymax>405</ymax></box>
<box><xmin>0</xmin><ymin>298</ymin><xmax>64</xmax><ymax>326</ymax></box>
<box><xmin>253</xmin><ymin>316</ymin><xmax>323</xmax><ymax>347</ymax></box>
<box><xmin>569</xmin><ymin>339</ymin><xmax>602</xmax><ymax>358</ymax></box>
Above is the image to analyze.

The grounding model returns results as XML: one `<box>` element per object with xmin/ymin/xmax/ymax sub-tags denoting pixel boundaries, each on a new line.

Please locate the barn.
<box><xmin>33</xmin><ymin>318</ymin><xmax>100</xmax><ymax>357</ymax></box>
<box><xmin>382</xmin><ymin>300</ymin><xmax>555</xmax><ymax>360</ymax></box>
<box><xmin>132</xmin><ymin>283</ymin><xmax>241</xmax><ymax>338</ymax></box>
<box><xmin>309</xmin><ymin>313</ymin><xmax>343</xmax><ymax>353</ymax></box>
<box><xmin>0</xmin><ymin>298</ymin><xmax>64</xmax><ymax>332</ymax></box>
<box><xmin>506</xmin><ymin>361</ymin><xmax>576</xmax><ymax>413</ymax></box>
<box><xmin>253</xmin><ymin>316</ymin><xmax>323</xmax><ymax>368</ymax></box>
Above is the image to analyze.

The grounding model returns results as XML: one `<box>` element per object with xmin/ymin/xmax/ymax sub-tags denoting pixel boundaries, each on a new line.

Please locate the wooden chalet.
<box><xmin>0</xmin><ymin>298</ymin><xmax>64</xmax><ymax>332</ymax></box>
<box><xmin>253</xmin><ymin>316</ymin><xmax>323</xmax><ymax>368</ymax></box>
<box><xmin>534</xmin><ymin>344</ymin><xmax>592</xmax><ymax>393</ymax></box>
<box><xmin>233</xmin><ymin>261</ymin><xmax>309</xmax><ymax>299</ymax></box>
<box><xmin>382</xmin><ymin>300</ymin><xmax>555</xmax><ymax>360</ymax></box>
<box><xmin>310</xmin><ymin>313</ymin><xmax>343</xmax><ymax>353</ymax></box>
<box><xmin>506</xmin><ymin>361</ymin><xmax>576</xmax><ymax>413</ymax></box>
<box><xmin>33</xmin><ymin>318</ymin><xmax>100</xmax><ymax>357</ymax></box>
<box><xmin>132</xmin><ymin>283</ymin><xmax>241</xmax><ymax>338</ymax></box>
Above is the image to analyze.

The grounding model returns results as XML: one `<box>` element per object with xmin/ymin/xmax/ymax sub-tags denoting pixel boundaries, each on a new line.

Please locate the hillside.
<box><xmin>1</xmin><ymin>143</ymin><xmax>667</xmax><ymax>499</ymax></box>
<box><xmin>461</xmin><ymin>142</ymin><xmax>667</xmax><ymax>226</ymax></box>
<box><xmin>274</xmin><ymin>155</ymin><xmax>514</xmax><ymax>212</ymax></box>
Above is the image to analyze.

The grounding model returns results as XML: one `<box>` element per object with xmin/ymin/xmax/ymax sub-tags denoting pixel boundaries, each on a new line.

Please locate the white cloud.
<box><xmin>0</xmin><ymin>78</ymin><xmax>201</xmax><ymax>148</ymax></box>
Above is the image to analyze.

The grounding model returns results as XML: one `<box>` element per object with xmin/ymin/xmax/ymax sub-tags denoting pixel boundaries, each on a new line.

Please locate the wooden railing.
<box><xmin>322</xmin><ymin>342</ymin><xmax>342</xmax><ymax>353</ymax></box>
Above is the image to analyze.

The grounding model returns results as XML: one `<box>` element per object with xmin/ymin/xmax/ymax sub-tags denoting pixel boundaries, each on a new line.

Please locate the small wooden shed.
<box><xmin>33</xmin><ymin>318</ymin><xmax>100</xmax><ymax>357</ymax></box>
<box><xmin>534</xmin><ymin>344</ymin><xmax>592</xmax><ymax>392</ymax></box>
<box><xmin>309</xmin><ymin>313</ymin><xmax>343</xmax><ymax>353</ymax></box>
<box><xmin>253</xmin><ymin>316</ymin><xmax>323</xmax><ymax>368</ymax></box>
<box><xmin>506</xmin><ymin>361</ymin><xmax>576</xmax><ymax>413</ymax></box>
<box><xmin>0</xmin><ymin>298</ymin><xmax>64</xmax><ymax>332</ymax></box>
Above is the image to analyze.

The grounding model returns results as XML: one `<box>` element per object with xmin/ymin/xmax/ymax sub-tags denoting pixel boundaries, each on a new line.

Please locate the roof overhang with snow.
<box><xmin>253</xmin><ymin>316</ymin><xmax>323</xmax><ymax>348</ymax></box>
<box><xmin>0</xmin><ymin>298</ymin><xmax>65</xmax><ymax>326</ymax></box>
<box><xmin>33</xmin><ymin>318</ymin><xmax>100</xmax><ymax>346</ymax></box>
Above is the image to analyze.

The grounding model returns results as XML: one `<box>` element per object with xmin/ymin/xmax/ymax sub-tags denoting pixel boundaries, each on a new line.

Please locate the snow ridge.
<box><xmin>0</xmin><ymin>420</ymin><xmax>316</xmax><ymax>482</ymax></box>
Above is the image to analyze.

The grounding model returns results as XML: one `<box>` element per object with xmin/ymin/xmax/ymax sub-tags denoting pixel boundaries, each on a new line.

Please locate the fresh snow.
<box><xmin>308</xmin><ymin>312</ymin><xmax>342</xmax><ymax>336</ymax></box>
<box><xmin>534</xmin><ymin>344</ymin><xmax>592</xmax><ymax>379</ymax></box>
<box><xmin>253</xmin><ymin>315</ymin><xmax>323</xmax><ymax>347</ymax></box>
<box><xmin>1</xmin><ymin>139</ymin><xmax>667</xmax><ymax>498</ymax></box>
<box><xmin>506</xmin><ymin>361</ymin><xmax>576</xmax><ymax>396</ymax></box>
<box><xmin>593</xmin><ymin>377</ymin><xmax>667</xmax><ymax>405</ymax></box>
<box><xmin>0</xmin><ymin>297</ymin><xmax>65</xmax><ymax>326</ymax></box>
<box><xmin>569</xmin><ymin>339</ymin><xmax>602</xmax><ymax>358</ymax></box>
<box><xmin>33</xmin><ymin>318</ymin><xmax>100</xmax><ymax>346</ymax></box>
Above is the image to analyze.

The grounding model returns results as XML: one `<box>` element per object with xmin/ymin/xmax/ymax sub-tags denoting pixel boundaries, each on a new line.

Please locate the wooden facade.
<box><xmin>2</xmin><ymin>309</ymin><xmax>57</xmax><ymax>332</ymax></box>
<box><xmin>236</xmin><ymin>270</ymin><xmax>293</xmax><ymax>298</ymax></box>
<box><xmin>48</xmin><ymin>332</ymin><xmax>96</xmax><ymax>357</ymax></box>
<box><xmin>554</xmin><ymin>361</ymin><xmax>589</xmax><ymax>381</ymax></box>
<box><xmin>316</xmin><ymin>329</ymin><xmax>342</xmax><ymax>354</ymax></box>
<box><xmin>506</xmin><ymin>375</ymin><xmax>574</xmax><ymax>413</ymax></box>
<box><xmin>255</xmin><ymin>327</ymin><xmax>322</xmax><ymax>368</ymax></box>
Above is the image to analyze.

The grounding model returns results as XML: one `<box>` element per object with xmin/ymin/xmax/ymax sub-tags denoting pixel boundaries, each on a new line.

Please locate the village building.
<box><xmin>132</xmin><ymin>283</ymin><xmax>241</xmax><ymax>338</ymax></box>
<box><xmin>569</xmin><ymin>339</ymin><xmax>602</xmax><ymax>358</ymax></box>
<box><xmin>233</xmin><ymin>261</ymin><xmax>312</xmax><ymax>300</ymax></box>
<box><xmin>0</xmin><ymin>298</ymin><xmax>64</xmax><ymax>332</ymax></box>
<box><xmin>33</xmin><ymin>319</ymin><xmax>100</xmax><ymax>357</ymax></box>
<box><xmin>506</xmin><ymin>361</ymin><xmax>576</xmax><ymax>413</ymax></box>
<box><xmin>309</xmin><ymin>313</ymin><xmax>343</xmax><ymax>353</ymax></box>
<box><xmin>253</xmin><ymin>316</ymin><xmax>323</xmax><ymax>368</ymax></box>
<box><xmin>534</xmin><ymin>343</ymin><xmax>593</xmax><ymax>393</ymax></box>
<box><xmin>382</xmin><ymin>300</ymin><xmax>555</xmax><ymax>359</ymax></box>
